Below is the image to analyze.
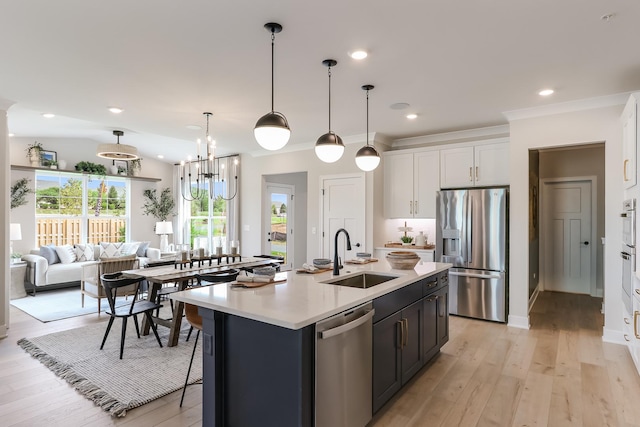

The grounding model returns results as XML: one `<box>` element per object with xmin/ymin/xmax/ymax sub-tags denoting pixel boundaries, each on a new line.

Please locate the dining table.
<box><xmin>122</xmin><ymin>256</ymin><xmax>281</xmax><ymax>347</ymax></box>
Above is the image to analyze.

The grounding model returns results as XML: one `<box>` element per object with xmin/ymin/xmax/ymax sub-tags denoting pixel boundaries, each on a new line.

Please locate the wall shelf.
<box><xmin>11</xmin><ymin>164</ymin><xmax>161</xmax><ymax>182</ymax></box>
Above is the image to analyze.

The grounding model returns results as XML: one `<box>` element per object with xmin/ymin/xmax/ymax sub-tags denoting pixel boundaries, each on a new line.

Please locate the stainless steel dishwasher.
<box><xmin>315</xmin><ymin>301</ymin><xmax>375</xmax><ymax>427</ymax></box>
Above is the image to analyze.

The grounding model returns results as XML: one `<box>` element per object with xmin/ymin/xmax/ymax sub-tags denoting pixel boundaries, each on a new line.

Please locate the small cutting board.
<box><xmin>345</xmin><ymin>258</ymin><xmax>379</xmax><ymax>264</ymax></box>
<box><xmin>296</xmin><ymin>267</ymin><xmax>332</xmax><ymax>274</ymax></box>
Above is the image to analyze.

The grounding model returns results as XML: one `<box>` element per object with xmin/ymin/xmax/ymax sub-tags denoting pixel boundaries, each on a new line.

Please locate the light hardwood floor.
<box><xmin>1</xmin><ymin>291</ymin><xmax>639</xmax><ymax>426</ymax></box>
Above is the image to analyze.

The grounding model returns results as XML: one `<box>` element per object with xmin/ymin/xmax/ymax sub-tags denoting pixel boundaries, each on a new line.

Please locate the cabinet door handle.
<box><xmin>625</xmin><ymin>317</ymin><xmax>631</xmax><ymax>324</ymax></box>
<box><xmin>635</xmin><ymin>311</ymin><xmax>640</xmax><ymax>339</ymax></box>
<box><xmin>636</xmin><ymin>289</ymin><xmax>640</xmax><ymax>296</ymax></box>
<box><xmin>624</xmin><ymin>334</ymin><xmax>631</xmax><ymax>342</ymax></box>
<box><xmin>624</xmin><ymin>159</ymin><xmax>629</xmax><ymax>181</ymax></box>
<box><xmin>469</xmin><ymin>167</ymin><xmax>473</xmax><ymax>182</ymax></box>
<box><xmin>426</xmin><ymin>279</ymin><xmax>438</xmax><ymax>288</ymax></box>
<box><xmin>409</xmin><ymin>201</ymin><xmax>413</xmax><ymax>215</ymax></box>
<box><xmin>414</xmin><ymin>201</ymin><xmax>418</xmax><ymax>215</ymax></box>
<box><xmin>475</xmin><ymin>166</ymin><xmax>479</xmax><ymax>181</ymax></box>
<box><xmin>396</xmin><ymin>320</ymin><xmax>403</xmax><ymax>349</ymax></box>
<box><xmin>402</xmin><ymin>318</ymin><xmax>408</xmax><ymax>348</ymax></box>
<box><xmin>426</xmin><ymin>296</ymin><xmax>437</xmax><ymax>302</ymax></box>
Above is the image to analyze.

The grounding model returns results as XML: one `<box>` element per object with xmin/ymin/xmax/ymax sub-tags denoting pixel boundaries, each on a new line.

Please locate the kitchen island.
<box><xmin>171</xmin><ymin>260</ymin><xmax>451</xmax><ymax>426</ymax></box>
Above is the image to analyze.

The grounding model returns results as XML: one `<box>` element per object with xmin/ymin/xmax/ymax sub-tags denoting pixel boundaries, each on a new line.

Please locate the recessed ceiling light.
<box><xmin>390</xmin><ymin>103</ymin><xmax>410</xmax><ymax>110</ymax></box>
<box><xmin>186</xmin><ymin>125</ymin><xmax>202</xmax><ymax>130</ymax></box>
<box><xmin>406</xmin><ymin>113</ymin><xmax>418</xmax><ymax>120</ymax></box>
<box><xmin>108</xmin><ymin>106</ymin><xmax>124</xmax><ymax>114</ymax></box>
<box><xmin>349</xmin><ymin>50</ymin><xmax>368</xmax><ymax>60</ymax></box>
<box><xmin>157</xmin><ymin>154</ymin><xmax>164</xmax><ymax>159</ymax></box>
<box><xmin>539</xmin><ymin>89</ymin><xmax>554</xmax><ymax>96</ymax></box>
<box><xmin>42</xmin><ymin>113</ymin><xmax>55</xmax><ymax>118</ymax></box>
<box><xmin>8</xmin><ymin>133</ymin><xmax>14</xmax><ymax>137</ymax></box>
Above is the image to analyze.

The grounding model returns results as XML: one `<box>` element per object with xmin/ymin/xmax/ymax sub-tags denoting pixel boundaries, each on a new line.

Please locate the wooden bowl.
<box><xmin>386</xmin><ymin>252</ymin><xmax>419</xmax><ymax>269</ymax></box>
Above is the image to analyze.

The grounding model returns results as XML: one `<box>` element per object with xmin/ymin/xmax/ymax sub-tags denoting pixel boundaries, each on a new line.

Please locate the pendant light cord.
<box><xmin>366</xmin><ymin>88</ymin><xmax>370</xmax><ymax>146</ymax></box>
<box><xmin>328</xmin><ymin>65</ymin><xmax>332</xmax><ymax>132</ymax></box>
<box><xmin>271</xmin><ymin>31</ymin><xmax>275</xmax><ymax>113</ymax></box>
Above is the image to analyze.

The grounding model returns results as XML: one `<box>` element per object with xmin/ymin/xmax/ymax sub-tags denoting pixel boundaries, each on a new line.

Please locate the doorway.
<box><xmin>263</xmin><ymin>183</ymin><xmax>294</xmax><ymax>270</ymax></box>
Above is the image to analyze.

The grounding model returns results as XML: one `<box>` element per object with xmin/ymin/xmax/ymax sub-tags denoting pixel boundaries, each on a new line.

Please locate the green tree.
<box><xmin>279</xmin><ymin>203</ymin><xmax>287</xmax><ymax>214</ymax></box>
<box><xmin>60</xmin><ymin>179</ymin><xmax>82</xmax><ymax>215</ymax></box>
<box><xmin>272</xmin><ymin>204</ymin><xmax>277</xmax><ymax>215</ymax></box>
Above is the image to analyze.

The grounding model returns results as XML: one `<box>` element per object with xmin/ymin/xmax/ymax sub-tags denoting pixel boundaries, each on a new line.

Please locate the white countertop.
<box><xmin>375</xmin><ymin>246</ymin><xmax>435</xmax><ymax>253</ymax></box>
<box><xmin>171</xmin><ymin>259</ymin><xmax>451</xmax><ymax>330</ymax></box>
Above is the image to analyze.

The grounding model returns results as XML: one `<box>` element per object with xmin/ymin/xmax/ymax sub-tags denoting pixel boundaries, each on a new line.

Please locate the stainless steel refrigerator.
<box><xmin>436</xmin><ymin>188</ymin><xmax>508</xmax><ymax>322</ymax></box>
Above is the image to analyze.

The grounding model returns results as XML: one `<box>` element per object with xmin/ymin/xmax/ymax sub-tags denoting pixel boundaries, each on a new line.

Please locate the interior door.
<box><xmin>263</xmin><ymin>183</ymin><xmax>294</xmax><ymax>271</ymax></box>
<box><xmin>321</xmin><ymin>174</ymin><xmax>365</xmax><ymax>262</ymax></box>
<box><xmin>541</xmin><ymin>180</ymin><xmax>592</xmax><ymax>294</ymax></box>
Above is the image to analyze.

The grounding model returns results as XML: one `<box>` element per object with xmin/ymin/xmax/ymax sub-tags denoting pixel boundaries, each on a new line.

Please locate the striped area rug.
<box><xmin>18</xmin><ymin>320</ymin><xmax>202</xmax><ymax>417</ymax></box>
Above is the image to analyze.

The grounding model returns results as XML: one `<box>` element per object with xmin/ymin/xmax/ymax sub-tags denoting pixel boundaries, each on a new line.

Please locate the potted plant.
<box><xmin>26</xmin><ymin>141</ymin><xmax>44</xmax><ymax>166</ymax></box>
<box><xmin>75</xmin><ymin>161</ymin><xmax>107</xmax><ymax>177</ymax></box>
<box><xmin>117</xmin><ymin>166</ymin><xmax>127</xmax><ymax>175</ymax></box>
<box><xmin>400</xmin><ymin>235</ymin><xmax>414</xmax><ymax>246</ymax></box>
<box><xmin>142</xmin><ymin>188</ymin><xmax>176</xmax><ymax>221</ymax></box>
<box><xmin>43</xmin><ymin>159</ymin><xmax>58</xmax><ymax>169</ymax></box>
<box><xmin>10</xmin><ymin>252</ymin><xmax>22</xmax><ymax>264</ymax></box>
<box><xmin>11</xmin><ymin>178</ymin><xmax>34</xmax><ymax>209</ymax></box>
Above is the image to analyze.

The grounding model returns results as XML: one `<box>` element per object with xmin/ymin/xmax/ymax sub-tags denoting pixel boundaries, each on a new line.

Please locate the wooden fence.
<box><xmin>36</xmin><ymin>218</ymin><xmax>127</xmax><ymax>246</ymax></box>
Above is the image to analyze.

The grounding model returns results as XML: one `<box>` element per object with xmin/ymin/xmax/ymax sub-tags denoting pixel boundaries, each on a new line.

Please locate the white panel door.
<box><xmin>321</xmin><ymin>175</ymin><xmax>365</xmax><ymax>264</ymax></box>
<box><xmin>263</xmin><ymin>184</ymin><xmax>294</xmax><ymax>271</ymax></box>
<box><xmin>622</xmin><ymin>95</ymin><xmax>637</xmax><ymax>189</ymax></box>
<box><xmin>542</xmin><ymin>180</ymin><xmax>592</xmax><ymax>294</ymax></box>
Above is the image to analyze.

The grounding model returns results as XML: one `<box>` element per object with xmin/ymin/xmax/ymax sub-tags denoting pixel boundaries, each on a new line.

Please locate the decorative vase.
<box><xmin>58</xmin><ymin>160</ymin><xmax>67</xmax><ymax>170</ymax></box>
<box><xmin>110</xmin><ymin>165</ymin><xmax>118</xmax><ymax>175</ymax></box>
<box><xmin>29</xmin><ymin>152</ymin><xmax>41</xmax><ymax>167</ymax></box>
<box><xmin>415</xmin><ymin>231</ymin><xmax>426</xmax><ymax>247</ymax></box>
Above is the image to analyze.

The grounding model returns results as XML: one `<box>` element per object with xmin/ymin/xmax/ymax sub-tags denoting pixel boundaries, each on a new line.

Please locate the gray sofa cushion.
<box><xmin>136</xmin><ymin>241</ymin><xmax>150</xmax><ymax>257</ymax></box>
<box><xmin>40</xmin><ymin>245</ymin><xmax>60</xmax><ymax>265</ymax></box>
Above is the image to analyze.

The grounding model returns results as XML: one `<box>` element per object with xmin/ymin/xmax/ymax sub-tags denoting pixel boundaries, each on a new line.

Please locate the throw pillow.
<box><xmin>99</xmin><ymin>242</ymin><xmax>124</xmax><ymax>259</ymax></box>
<box><xmin>74</xmin><ymin>244</ymin><xmax>95</xmax><ymax>262</ymax></box>
<box><xmin>39</xmin><ymin>245</ymin><xmax>60</xmax><ymax>265</ymax></box>
<box><xmin>136</xmin><ymin>241</ymin><xmax>150</xmax><ymax>257</ymax></box>
<box><xmin>121</xmin><ymin>242</ymin><xmax>140</xmax><ymax>256</ymax></box>
<box><xmin>55</xmin><ymin>244</ymin><xmax>77</xmax><ymax>264</ymax></box>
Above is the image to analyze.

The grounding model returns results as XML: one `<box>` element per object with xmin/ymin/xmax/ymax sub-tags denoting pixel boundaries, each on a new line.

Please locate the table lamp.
<box><xmin>155</xmin><ymin>221</ymin><xmax>173</xmax><ymax>252</ymax></box>
<box><xmin>10</xmin><ymin>223</ymin><xmax>22</xmax><ymax>262</ymax></box>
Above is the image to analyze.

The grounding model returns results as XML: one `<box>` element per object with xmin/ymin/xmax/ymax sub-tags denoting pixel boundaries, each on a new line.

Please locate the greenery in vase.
<box><xmin>25</xmin><ymin>141</ymin><xmax>44</xmax><ymax>159</ymax></box>
<box><xmin>400</xmin><ymin>235</ymin><xmax>413</xmax><ymax>244</ymax></box>
<box><xmin>10</xmin><ymin>177</ymin><xmax>34</xmax><ymax>209</ymax></box>
<box><xmin>142</xmin><ymin>187</ymin><xmax>176</xmax><ymax>221</ymax></box>
<box><xmin>129</xmin><ymin>158</ymin><xmax>142</xmax><ymax>171</ymax></box>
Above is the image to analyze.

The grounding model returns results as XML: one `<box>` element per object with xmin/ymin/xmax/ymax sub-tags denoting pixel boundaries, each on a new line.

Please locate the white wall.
<box><xmin>1</xmin><ymin>100</ymin><xmax>14</xmax><ymax>339</ymax></box>
<box><xmin>240</xmin><ymin>136</ymin><xmax>386</xmax><ymax>263</ymax></box>
<box><xmin>508</xmin><ymin>105</ymin><xmax>623</xmax><ymax>337</ymax></box>
<box><xmin>9</xmin><ymin>137</ymin><xmax>174</xmax><ymax>251</ymax></box>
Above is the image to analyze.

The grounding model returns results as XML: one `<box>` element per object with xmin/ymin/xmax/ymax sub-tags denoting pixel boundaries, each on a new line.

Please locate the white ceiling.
<box><xmin>2</xmin><ymin>0</ymin><xmax>639</xmax><ymax>163</ymax></box>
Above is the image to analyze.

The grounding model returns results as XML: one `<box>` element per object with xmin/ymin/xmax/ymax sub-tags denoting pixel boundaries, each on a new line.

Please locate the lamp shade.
<box><xmin>10</xmin><ymin>223</ymin><xmax>22</xmax><ymax>241</ymax></box>
<box><xmin>155</xmin><ymin>221</ymin><xmax>173</xmax><ymax>235</ymax></box>
<box><xmin>315</xmin><ymin>131</ymin><xmax>345</xmax><ymax>163</ymax></box>
<box><xmin>254</xmin><ymin>111</ymin><xmax>291</xmax><ymax>150</ymax></box>
<box><xmin>355</xmin><ymin>145</ymin><xmax>381</xmax><ymax>171</ymax></box>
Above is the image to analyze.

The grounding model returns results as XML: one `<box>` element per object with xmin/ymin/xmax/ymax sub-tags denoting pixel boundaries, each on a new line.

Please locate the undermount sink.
<box><xmin>322</xmin><ymin>272</ymin><xmax>399</xmax><ymax>289</ymax></box>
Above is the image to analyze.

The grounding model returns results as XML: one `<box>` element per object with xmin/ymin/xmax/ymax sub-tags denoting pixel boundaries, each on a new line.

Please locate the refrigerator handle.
<box><xmin>467</xmin><ymin>197</ymin><xmax>472</xmax><ymax>266</ymax></box>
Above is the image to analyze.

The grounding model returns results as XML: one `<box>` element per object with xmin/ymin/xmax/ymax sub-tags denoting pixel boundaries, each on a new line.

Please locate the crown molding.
<box><xmin>392</xmin><ymin>124</ymin><xmax>510</xmax><ymax>148</ymax></box>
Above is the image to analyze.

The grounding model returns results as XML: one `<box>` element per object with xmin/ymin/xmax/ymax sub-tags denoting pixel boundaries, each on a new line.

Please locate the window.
<box><xmin>35</xmin><ymin>171</ymin><xmax>130</xmax><ymax>246</ymax></box>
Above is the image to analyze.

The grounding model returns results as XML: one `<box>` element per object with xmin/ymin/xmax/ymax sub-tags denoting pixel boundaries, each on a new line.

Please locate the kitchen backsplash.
<box><xmin>381</xmin><ymin>218</ymin><xmax>436</xmax><ymax>246</ymax></box>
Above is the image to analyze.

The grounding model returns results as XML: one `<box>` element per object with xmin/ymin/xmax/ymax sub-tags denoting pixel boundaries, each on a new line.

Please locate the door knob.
<box><xmin>583</xmin><ymin>241</ymin><xmax>589</xmax><ymax>246</ymax></box>
<box><xmin>355</xmin><ymin>243</ymin><xmax>361</xmax><ymax>248</ymax></box>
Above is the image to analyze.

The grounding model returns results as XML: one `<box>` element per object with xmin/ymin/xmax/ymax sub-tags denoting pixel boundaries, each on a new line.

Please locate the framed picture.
<box><xmin>41</xmin><ymin>150</ymin><xmax>57</xmax><ymax>165</ymax></box>
<box><xmin>114</xmin><ymin>160</ymin><xmax>128</xmax><ymax>175</ymax></box>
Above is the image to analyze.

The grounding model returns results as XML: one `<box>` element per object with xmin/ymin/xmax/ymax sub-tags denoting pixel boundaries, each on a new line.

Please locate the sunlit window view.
<box><xmin>35</xmin><ymin>172</ymin><xmax>129</xmax><ymax>246</ymax></box>
<box><xmin>187</xmin><ymin>180</ymin><xmax>229</xmax><ymax>251</ymax></box>
<box><xmin>269</xmin><ymin>192</ymin><xmax>287</xmax><ymax>261</ymax></box>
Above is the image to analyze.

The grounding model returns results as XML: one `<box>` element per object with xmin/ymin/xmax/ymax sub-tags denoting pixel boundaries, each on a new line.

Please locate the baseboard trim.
<box><xmin>602</xmin><ymin>327</ymin><xmax>625</xmax><ymax>345</ymax></box>
<box><xmin>508</xmin><ymin>314</ymin><xmax>530</xmax><ymax>329</ymax></box>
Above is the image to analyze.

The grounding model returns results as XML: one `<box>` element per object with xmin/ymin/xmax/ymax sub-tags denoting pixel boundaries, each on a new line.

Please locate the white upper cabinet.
<box><xmin>622</xmin><ymin>94</ymin><xmax>637</xmax><ymax>189</ymax></box>
<box><xmin>384</xmin><ymin>150</ymin><xmax>439</xmax><ymax>218</ymax></box>
<box><xmin>440</xmin><ymin>141</ymin><xmax>509</xmax><ymax>188</ymax></box>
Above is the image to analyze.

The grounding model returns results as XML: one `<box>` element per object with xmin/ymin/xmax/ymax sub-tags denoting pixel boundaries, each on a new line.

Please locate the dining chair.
<box><xmin>180</xmin><ymin>302</ymin><xmax>203</xmax><ymax>407</ymax></box>
<box><xmin>100</xmin><ymin>272</ymin><xmax>164</xmax><ymax>359</ymax></box>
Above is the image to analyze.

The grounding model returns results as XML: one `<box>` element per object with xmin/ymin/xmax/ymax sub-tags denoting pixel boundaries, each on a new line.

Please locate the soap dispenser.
<box><xmin>415</xmin><ymin>231</ymin><xmax>426</xmax><ymax>247</ymax></box>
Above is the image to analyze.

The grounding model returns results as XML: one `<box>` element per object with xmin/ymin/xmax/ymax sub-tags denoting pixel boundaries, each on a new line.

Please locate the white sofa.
<box><xmin>21</xmin><ymin>242</ymin><xmax>160</xmax><ymax>296</ymax></box>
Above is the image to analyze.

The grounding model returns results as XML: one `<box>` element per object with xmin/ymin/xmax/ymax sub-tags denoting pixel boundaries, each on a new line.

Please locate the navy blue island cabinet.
<box><xmin>199</xmin><ymin>309</ymin><xmax>315</xmax><ymax>427</ymax></box>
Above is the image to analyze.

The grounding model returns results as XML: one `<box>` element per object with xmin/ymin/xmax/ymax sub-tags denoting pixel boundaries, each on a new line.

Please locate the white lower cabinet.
<box><xmin>624</xmin><ymin>300</ymin><xmax>640</xmax><ymax>375</ymax></box>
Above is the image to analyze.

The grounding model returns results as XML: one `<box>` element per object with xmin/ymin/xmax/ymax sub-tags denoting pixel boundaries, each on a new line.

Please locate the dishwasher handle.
<box><xmin>319</xmin><ymin>309</ymin><xmax>376</xmax><ymax>339</ymax></box>
<box><xmin>449</xmin><ymin>271</ymin><xmax>502</xmax><ymax>280</ymax></box>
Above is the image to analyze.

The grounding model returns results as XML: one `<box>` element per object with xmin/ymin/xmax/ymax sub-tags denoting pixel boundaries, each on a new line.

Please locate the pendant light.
<box><xmin>97</xmin><ymin>130</ymin><xmax>139</xmax><ymax>160</ymax></box>
<box><xmin>254</xmin><ymin>22</ymin><xmax>291</xmax><ymax>151</ymax></box>
<box><xmin>355</xmin><ymin>85</ymin><xmax>381</xmax><ymax>171</ymax></box>
<box><xmin>315</xmin><ymin>59</ymin><xmax>344</xmax><ymax>163</ymax></box>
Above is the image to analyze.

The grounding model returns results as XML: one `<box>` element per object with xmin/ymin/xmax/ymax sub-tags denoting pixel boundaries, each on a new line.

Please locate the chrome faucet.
<box><xmin>333</xmin><ymin>228</ymin><xmax>352</xmax><ymax>275</ymax></box>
